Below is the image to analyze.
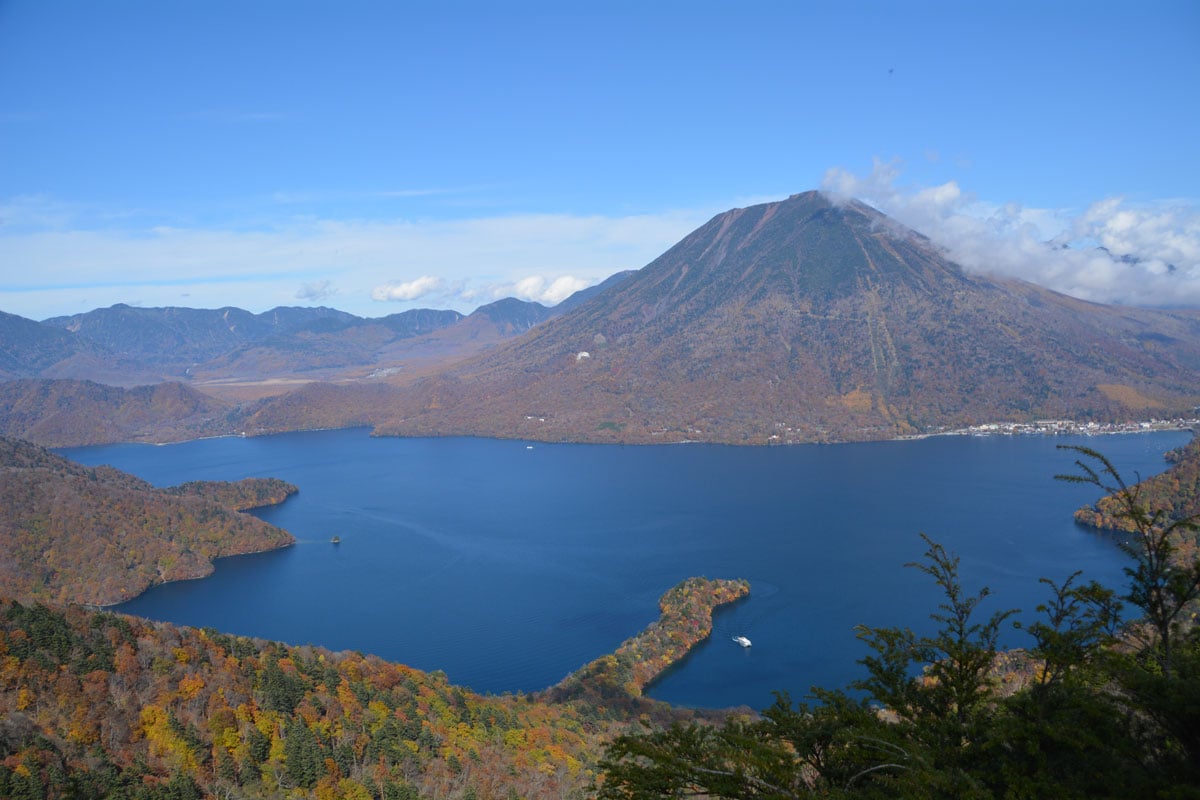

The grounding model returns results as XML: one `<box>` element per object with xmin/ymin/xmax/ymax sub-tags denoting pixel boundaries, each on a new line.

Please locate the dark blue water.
<box><xmin>60</xmin><ymin>429</ymin><xmax>1188</xmax><ymax>710</ymax></box>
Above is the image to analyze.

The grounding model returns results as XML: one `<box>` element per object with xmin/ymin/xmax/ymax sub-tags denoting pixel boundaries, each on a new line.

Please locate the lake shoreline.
<box><xmin>71</xmin><ymin>428</ymin><xmax>1189</xmax><ymax>709</ymax></box>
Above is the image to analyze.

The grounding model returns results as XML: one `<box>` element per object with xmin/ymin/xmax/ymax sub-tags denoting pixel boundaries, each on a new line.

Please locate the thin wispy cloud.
<box><xmin>295</xmin><ymin>280</ymin><xmax>338</xmax><ymax>302</ymax></box>
<box><xmin>822</xmin><ymin>159</ymin><xmax>1200</xmax><ymax>306</ymax></box>
<box><xmin>0</xmin><ymin>194</ymin><xmax>75</xmax><ymax>231</ymax></box>
<box><xmin>177</xmin><ymin>110</ymin><xmax>288</xmax><ymax>124</ymax></box>
<box><xmin>271</xmin><ymin>187</ymin><xmax>476</xmax><ymax>206</ymax></box>
<box><xmin>0</xmin><ymin>205</ymin><xmax>708</xmax><ymax>319</ymax></box>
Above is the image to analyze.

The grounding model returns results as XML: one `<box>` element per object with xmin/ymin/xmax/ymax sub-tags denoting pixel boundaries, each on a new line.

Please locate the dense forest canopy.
<box><xmin>0</xmin><ymin>436</ymin><xmax>296</xmax><ymax>606</ymax></box>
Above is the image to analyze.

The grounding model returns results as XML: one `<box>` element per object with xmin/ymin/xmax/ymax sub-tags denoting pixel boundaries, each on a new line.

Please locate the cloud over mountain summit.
<box><xmin>823</xmin><ymin>160</ymin><xmax>1200</xmax><ymax>307</ymax></box>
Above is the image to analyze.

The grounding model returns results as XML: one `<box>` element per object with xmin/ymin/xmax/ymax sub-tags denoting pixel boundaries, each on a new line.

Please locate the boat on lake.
<box><xmin>330</xmin><ymin>536</ymin><xmax>341</xmax><ymax>545</ymax></box>
<box><xmin>733</xmin><ymin>635</ymin><xmax>752</xmax><ymax>647</ymax></box>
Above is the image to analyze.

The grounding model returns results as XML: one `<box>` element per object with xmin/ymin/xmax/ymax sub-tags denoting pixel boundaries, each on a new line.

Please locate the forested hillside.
<box><xmin>1075</xmin><ymin>433</ymin><xmax>1200</xmax><ymax>530</ymax></box>
<box><xmin>0</xmin><ymin>577</ymin><xmax>749</xmax><ymax>800</ymax></box>
<box><xmin>0</xmin><ymin>380</ymin><xmax>237</xmax><ymax>447</ymax></box>
<box><xmin>0</xmin><ymin>437</ymin><xmax>296</xmax><ymax>606</ymax></box>
<box><xmin>0</xmin><ymin>430</ymin><xmax>747</xmax><ymax>800</ymax></box>
<box><xmin>0</xmin><ymin>600</ymin><xmax>610</xmax><ymax>800</ymax></box>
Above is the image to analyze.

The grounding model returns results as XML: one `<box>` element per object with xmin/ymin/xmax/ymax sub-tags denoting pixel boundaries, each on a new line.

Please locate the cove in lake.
<box><xmin>62</xmin><ymin>429</ymin><xmax>1189</xmax><ymax>710</ymax></box>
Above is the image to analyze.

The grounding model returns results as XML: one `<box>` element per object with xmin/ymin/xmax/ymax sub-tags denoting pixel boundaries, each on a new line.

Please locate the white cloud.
<box><xmin>371</xmin><ymin>275</ymin><xmax>443</xmax><ymax>302</ymax></box>
<box><xmin>544</xmin><ymin>275</ymin><xmax>590</xmax><ymax>303</ymax></box>
<box><xmin>821</xmin><ymin>160</ymin><xmax>1200</xmax><ymax>306</ymax></box>
<box><xmin>295</xmin><ymin>280</ymin><xmax>338</xmax><ymax>302</ymax></box>
<box><xmin>499</xmin><ymin>274</ymin><xmax>592</xmax><ymax>305</ymax></box>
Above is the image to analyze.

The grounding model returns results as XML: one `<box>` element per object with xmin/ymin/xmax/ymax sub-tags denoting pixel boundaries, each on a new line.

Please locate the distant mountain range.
<box><xmin>20</xmin><ymin>273</ymin><xmax>634</xmax><ymax>388</ymax></box>
<box><xmin>3</xmin><ymin>191</ymin><xmax>1199</xmax><ymax>446</ymax></box>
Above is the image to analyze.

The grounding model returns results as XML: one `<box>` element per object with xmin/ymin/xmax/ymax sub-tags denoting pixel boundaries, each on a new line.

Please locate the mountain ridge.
<box><xmin>4</xmin><ymin>190</ymin><xmax>1200</xmax><ymax>446</ymax></box>
<box><xmin>4</xmin><ymin>284</ymin><xmax>621</xmax><ymax>392</ymax></box>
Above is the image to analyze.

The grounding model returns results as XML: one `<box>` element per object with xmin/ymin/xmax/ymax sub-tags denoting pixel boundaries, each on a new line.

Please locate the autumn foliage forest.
<box><xmin>1074</xmin><ymin>434</ymin><xmax>1200</xmax><ymax>565</ymax></box>
<box><xmin>0</xmin><ymin>436</ymin><xmax>297</xmax><ymax>607</ymax></box>
<box><xmin>1</xmin><ymin>599</ymin><xmax>606</xmax><ymax>799</ymax></box>
<box><xmin>542</xmin><ymin>578</ymin><xmax>749</xmax><ymax>707</ymax></box>
<box><xmin>0</xmin><ymin>577</ymin><xmax>752</xmax><ymax>800</ymax></box>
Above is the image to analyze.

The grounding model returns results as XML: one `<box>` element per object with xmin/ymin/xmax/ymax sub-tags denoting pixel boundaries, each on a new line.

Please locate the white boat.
<box><xmin>733</xmin><ymin>635</ymin><xmax>752</xmax><ymax>648</ymax></box>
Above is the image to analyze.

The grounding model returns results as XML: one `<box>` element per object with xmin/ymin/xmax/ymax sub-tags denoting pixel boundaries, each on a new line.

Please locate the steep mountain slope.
<box><xmin>363</xmin><ymin>192</ymin><xmax>1200</xmax><ymax>443</ymax></box>
<box><xmin>555</xmin><ymin>269</ymin><xmax>636</xmax><ymax>313</ymax></box>
<box><xmin>0</xmin><ymin>310</ymin><xmax>114</xmax><ymax>381</ymax></box>
<box><xmin>8</xmin><ymin>192</ymin><xmax>1200</xmax><ymax>446</ymax></box>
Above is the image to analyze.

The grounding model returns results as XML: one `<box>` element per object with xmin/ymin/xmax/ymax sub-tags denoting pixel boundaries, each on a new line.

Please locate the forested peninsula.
<box><xmin>544</xmin><ymin>577</ymin><xmax>750</xmax><ymax>708</ymax></box>
<box><xmin>0</xmin><ymin>576</ymin><xmax>750</xmax><ymax>800</ymax></box>
<box><xmin>0</xmin><ymin>436</ymin><xmax>297</xmax><ymax>606</ymax></box>
<box><xmin>1073</xmin><ymin>432</ymin><xmax>1200</xmax><ymax>564</ymax></box>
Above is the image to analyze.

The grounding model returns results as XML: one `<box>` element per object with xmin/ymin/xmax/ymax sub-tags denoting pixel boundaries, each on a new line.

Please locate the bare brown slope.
<box><xmin>0</xmin><ymin>436</ymin><xmax>296</xmax><ymax>605</ymax></box>
<box><xmin>362</xmin><ymin>191</ymin><xmax>1200</xmax><ymax>443</ymax></box>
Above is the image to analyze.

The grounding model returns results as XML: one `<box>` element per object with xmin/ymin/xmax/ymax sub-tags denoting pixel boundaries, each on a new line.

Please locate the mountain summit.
<box><xmin>362</xmin><ymin>191</ymin><xmax>1200</xmax><ymax>443</ymax></box>
<box><xmin>6</xmin><ymin>191</ymin><xmax>1199</xmax><ymax>446</ymax></box>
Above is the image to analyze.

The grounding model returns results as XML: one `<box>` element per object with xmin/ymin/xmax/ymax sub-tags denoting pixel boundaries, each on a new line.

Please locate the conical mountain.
<box><xmin>294</xmin><ymin>191</ymin><xmax>1200</xmax><ymax>443</ymax></box>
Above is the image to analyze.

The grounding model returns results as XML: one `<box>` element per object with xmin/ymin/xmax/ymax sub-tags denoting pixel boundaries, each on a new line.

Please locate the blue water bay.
<box><xmin>61</xmin><ymin>429</ymin><xmax>1189</xmax><ymax>710</ymax></box>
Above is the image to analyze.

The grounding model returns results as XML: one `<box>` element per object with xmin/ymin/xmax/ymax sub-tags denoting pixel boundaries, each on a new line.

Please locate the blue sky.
<box><xmin>2</xmin><ymin>1</ymin><xmax>1198</xmax><ymax>319</ymax></box>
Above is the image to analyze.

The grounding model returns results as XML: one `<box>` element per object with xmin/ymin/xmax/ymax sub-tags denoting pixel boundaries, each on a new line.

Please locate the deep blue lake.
<box><xmin>61</xmin><ymin>429</ymin><xmax>1189</xmax><ymax>710</ymax></box>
